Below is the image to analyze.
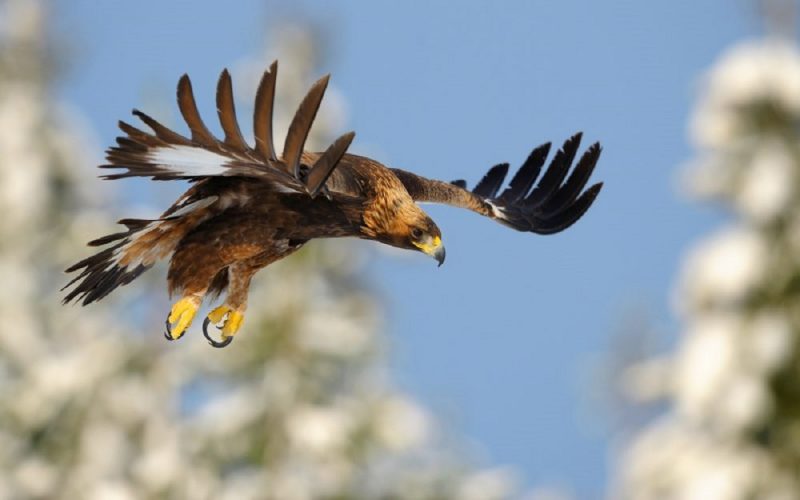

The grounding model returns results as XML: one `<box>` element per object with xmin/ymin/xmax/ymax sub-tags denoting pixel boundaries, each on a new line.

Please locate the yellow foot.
<box><xmin>165</xmin><ymin>296</ymin><xmax>200</xmax><ymax>340</ymax></box>
<box><xmin>203</xmin><ymin>305</ymin><xmax>245</xmax><ymax>348</ymax></box>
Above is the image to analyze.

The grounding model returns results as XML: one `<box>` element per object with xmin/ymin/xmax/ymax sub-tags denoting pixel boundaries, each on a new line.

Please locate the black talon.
<box><xmin>164</xmin><ymin>316</ymin><xmax>186</xmax><ymax>342</ymax></box>
<box><xmin>164</xmin><ymin>319</ymin><xmax>172</xmax><ymax>340</ymax></box>
<box><xmin>164</xmin><ymin>316</ymin><xmax>184</xmax><ymax>341</ymax></box>
<box><xmin>202</xmin><ymin>317</ymin><xmax>233</xmax><ymax>348</ymax></box>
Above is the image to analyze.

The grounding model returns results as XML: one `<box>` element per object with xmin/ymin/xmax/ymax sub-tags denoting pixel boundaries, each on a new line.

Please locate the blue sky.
<box><xmin>58</xmin><ymin>1</ymin><xmax>755</xmax><ymax>495</ymax></box>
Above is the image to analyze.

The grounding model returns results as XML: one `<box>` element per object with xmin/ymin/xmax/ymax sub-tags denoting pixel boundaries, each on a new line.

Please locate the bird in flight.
<box><xmin>63</xmin><ymin>62</ymin><xmax>603</xmax><ymax>347</ymax></box>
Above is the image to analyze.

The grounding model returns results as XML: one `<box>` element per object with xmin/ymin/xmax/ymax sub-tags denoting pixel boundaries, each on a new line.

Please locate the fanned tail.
<box><xmin>62</xmin><ymin>219</ymin><xmax>154</xmax><ymax>305</ymax></box>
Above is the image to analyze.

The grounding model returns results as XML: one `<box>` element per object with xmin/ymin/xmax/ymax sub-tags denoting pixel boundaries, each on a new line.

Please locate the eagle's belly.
<box><xmin>167</xmin><ymin>207</ymin><xmax>308</xmax><ymax>295</ymax></box>
<box><xmin>243</xmin><ymin>236</ymin><xmax>306</xmax><ymax>269</ymax></box>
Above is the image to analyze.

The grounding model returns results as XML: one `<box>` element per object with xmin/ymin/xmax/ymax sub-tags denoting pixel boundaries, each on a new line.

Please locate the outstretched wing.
<box><xmin>392</xmin><ymin>133</ymin><xmax>603</xmax><ymax>235</ymax></box>
<box><xmin>102</xmin><ymin>61</ymin><xmax>354</xmax><ymax>199</ymax></box>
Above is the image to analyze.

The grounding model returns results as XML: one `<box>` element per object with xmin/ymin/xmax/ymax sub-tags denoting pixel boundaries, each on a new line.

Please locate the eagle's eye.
<box><xmin>410</xmin><ymin>227</ymin><xmax>423</xmax><ymax>240</ymax></box>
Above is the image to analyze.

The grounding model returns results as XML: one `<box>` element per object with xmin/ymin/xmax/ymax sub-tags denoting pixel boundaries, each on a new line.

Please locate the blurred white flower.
<box><xmin>677</xmin><ymin>226</ymin><xmax>767</xmax><ymax>312</ymax></box>
<box><xmin>736</xmin><ymin>142</ymin><xmax>794</xmax><ymax>222</ymax></box>
<box><xmin>287</xmin><ymin>405</ymin><xmax>353</xmax><ymax>456</ymax></box>
<box><xmin>618</xmin><ymin>417</ymin><xmax>782</xmax><ymax>500</ymax></box>
<box><xmin>298</xmin><ymin>309</ymin><xmax>372</xmax><ymax>357</ymax></box>
<box><xmin>0</xmin><ymin>87</ymin><xmax>47</xmax><ymax>232</ymax></box>
<box><xmin>674</xmin><ymin>314</ymin><xmax>739</xmax><ymax>423</ymax></box>
<box><xmin>86</xmin><ymin>481</ymin><xmax>137</xmax><ymax>500</ymax></box>
<box><xmin>746</xmin><ymin>311</ymin><xmax>793</xmax><ymax>374</ymax></box>
<box><xmin>456</xmin><ymin>467</ymin><xmax>517</xmax><ymax>500</ymax></box>
<box><xmin>718</xmin><ymin>373</ymin><xmax>772</xmax><ymax>433</ymax></box>
<box><xmin>192</xmin><ymin>385</ymin><xmax>267</xmax><ymax>438</ymax></box>
<box><xmin>0</xmin><ymin>0</ymin><xmax>43</xmax><ymax>43</ymax></box>
<box><xmin>259</xmin><ymin>359</ymin><xmax>300</xmax><ymax>408</ymax></box>
<box><xmin>268</xmin><ymin>465</ymin><xmax>315</xmax><ymax>500</ymax></box>
<box><xmin>673</xmin><ymin>310</ymin><xmax>778</xmax><ymax>434</ymax></box>
<box><xmin>132</xmin><ymin>420</ymin><xmax>185</xmax><ymax>492</ymax></box>
<box><xmin>373</xmin><ymin>396</ymin><xmax>430</xmax><ymax>451</ymax></box>
<box><xmin>692</xmin><ymin>40</ymin><xmax>800</xmax><ymax>150</ymax></box>
<box><xmin>79</xmin><ymin>421</ymin><xmax>130</xmax><ymax>477</ymax></box>
<box><xmin>14</xmin><ymin>457</ymin><xmax>57</xmax><ymax>498</ymax></box>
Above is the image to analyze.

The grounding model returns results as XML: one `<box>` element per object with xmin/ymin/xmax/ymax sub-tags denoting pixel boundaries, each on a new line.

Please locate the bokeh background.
<box><xmin>1</xmin><ymin>0</ymin><xmax>799</xmax><ymax>498</ymax></box>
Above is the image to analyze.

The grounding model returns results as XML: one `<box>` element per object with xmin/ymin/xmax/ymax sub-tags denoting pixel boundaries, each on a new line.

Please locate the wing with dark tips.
<box><xmin>472</xmin><ymin>163</ymin><xmax>509</xmax><ymax>198</ymax></box>
<box><xmin>131</xmin><ymin>110</ymin><xmax>192</xmax><ymax>146</ymax></box>
<box><xmin>392</xmin><ymin>133</ymin><xmax>603</xmax><ymax>235</ymax></box>
<box><xmin>100</xmin><ymin>64</ymin><xmax>354</xmax><ymax>198</ymax></box>
<box><xmin>524</xmin><ymin>133</ymin><xmax>580</xmax><ymax>209</ymax></box>
<box><xmin>498</xmin><ymin>142</ymin><xmax>550</xmax><ymax>204</ymax></box>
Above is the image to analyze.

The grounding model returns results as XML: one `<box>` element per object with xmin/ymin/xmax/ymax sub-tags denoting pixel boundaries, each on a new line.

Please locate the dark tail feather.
<box><xmin>62</xmin><ymin>219</ymin><xmax>153</xmax><ymax>305</ymax></box>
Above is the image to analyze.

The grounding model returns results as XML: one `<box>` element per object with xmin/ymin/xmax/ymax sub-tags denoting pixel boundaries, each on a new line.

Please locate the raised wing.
<box><xmin>102</xmin><ymin>61</ymin><xmax>354</xmax><ymax>199</ymax></box>
<box><xmin>392</xmin><ymin>133</ymin><xmax>602</xmax><ymax>235</ymax></box>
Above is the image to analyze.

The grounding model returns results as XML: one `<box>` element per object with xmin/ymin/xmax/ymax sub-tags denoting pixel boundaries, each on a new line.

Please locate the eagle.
<box><xmin>63</xmin><ymin>62</ymin><xmax>603</xmax><ymax>348</ymax></box>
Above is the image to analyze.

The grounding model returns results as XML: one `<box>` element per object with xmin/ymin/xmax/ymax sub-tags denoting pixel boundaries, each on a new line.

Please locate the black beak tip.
<box><xmin>435</xmin><ymin>246</ymin><xmax>446</xmax><ymax>267</ymax></box>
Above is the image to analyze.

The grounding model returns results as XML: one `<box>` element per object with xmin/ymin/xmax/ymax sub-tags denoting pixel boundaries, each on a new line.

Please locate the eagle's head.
<box><xmin>406</xmin><ymin>213</ymin><xmax>445</xmax><ymax>267</ymax></box>
<box><xmin>362</xmin><ymin>195</ymin><xmax>445</xmax><ymax>266</ymax></box>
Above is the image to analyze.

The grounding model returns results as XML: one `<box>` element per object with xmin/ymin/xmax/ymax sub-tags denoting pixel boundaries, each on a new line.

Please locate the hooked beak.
<box><xmin>414</xmin><ymin>235</ymin><xmax>446</xmax><ymax>267</ymax></box>
<box><xmin>433</xmin><ymin>244</ymin><xmax>446</xmax><ymax>267</ymax></box>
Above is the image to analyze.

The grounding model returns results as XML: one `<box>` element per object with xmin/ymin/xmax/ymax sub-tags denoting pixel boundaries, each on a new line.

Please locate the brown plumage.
<box><xmin>63</xmin><ymin>62</ymin><xmax>604</xmax><ymax>347</ymax></box>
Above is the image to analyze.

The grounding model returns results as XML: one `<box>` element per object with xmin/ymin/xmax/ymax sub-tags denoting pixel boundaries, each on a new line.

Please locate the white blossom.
<box><xmin>297</xmin><ymin>308</ymin><xmax>373</xmax><ymax>357</ymax></box>
<box><xmin>736</xmin><ymin>141</ymin><xmax>795</xmax><ymax>222</ymax></box>
<box><xmin>457</xmin><ymin>467</ymin><xmax>517</xmax><ymax>500</ymax></box>
<box><xmin>673</xmin><ymin>314</ymin><xmax>740</xmax><ymax>424</ymax></box>
<box><xmin>373</xmin><ymin>396</ymin><xmax>431</xmax><ymax>451</ymax></box>
<box><xmin>691</xmin><ymin>40</ymin><xmax>800</xmax><ymax>150</ymax></box>
<box><xmin>717</xmin><ymin>372</ymin><xmax>772</xmax><ymax>433</ymax></box>
<box><xmin>617</xmin><ymin>418</ymin><xmax>793</xmax><ymax>500</ymax></box>
<box><xmin>287</xmin><ymin>405</ymin><xmax>353</xmax><ymax>456</ymax></box>
<box><xmin>677</xmin><ymin>226</ymin><xmax>767</xmax><ymax>312</ymax></box>
<box><xmin>746</xmin><ymin>310</ymin><xmax>794</xmax><ymax>374</ymax></box>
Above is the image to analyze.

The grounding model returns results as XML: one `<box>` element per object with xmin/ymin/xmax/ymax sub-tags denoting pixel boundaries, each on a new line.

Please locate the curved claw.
<box><xmin>164</xmin><ymin>316</ymin><xmax>185</xmax><ymax>341</ymax></box>
<box><xmin>202</xmin><ymin>316</ymin><xmax>233</xmax><ymax>348</ymax></box>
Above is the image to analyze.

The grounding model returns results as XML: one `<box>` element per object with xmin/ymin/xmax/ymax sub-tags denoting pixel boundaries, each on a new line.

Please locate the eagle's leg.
<box><xmin>165</xmin><ymin>249</ymin><xmax>223</xmax><ymax>341</ymax></box>
<box><xmin>202</xmin><ymin>262</ymin><xmax>254</xmax><ymax>348</ymax></box>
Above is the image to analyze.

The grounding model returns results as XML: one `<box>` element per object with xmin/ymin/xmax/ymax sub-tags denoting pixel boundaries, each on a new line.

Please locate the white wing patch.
<box><xmin>486</xmin><ymin>200</ymin><xmax>507</xmax><ymax>220</ymax></box>
<box><xmin>148</xmin><ymin>145</ymin><xmax>233</xmax><ymax>176</ymax></box>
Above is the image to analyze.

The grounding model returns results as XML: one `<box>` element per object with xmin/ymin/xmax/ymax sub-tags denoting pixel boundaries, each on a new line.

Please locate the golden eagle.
<box><xmin>63</xmin><ymin>62</ymin><xmax>603</xmax><ymax>347</ymax></box>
